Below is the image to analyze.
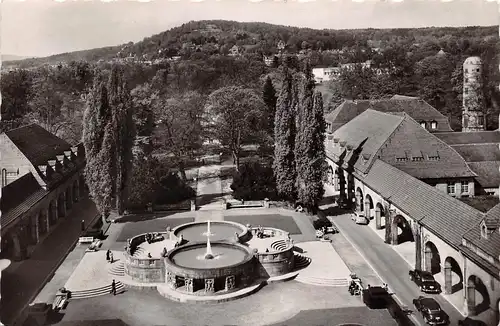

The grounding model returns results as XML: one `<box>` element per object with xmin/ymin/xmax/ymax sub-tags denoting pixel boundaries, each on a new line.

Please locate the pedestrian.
<box><xmin>106</xmin><ymin>250</ymin><xmax>110</xmax><ymax>262</ymax></box>
<box><xmin>109</xmin><ymin>251</ymin><xmax>114</xmax><ymax>263</ymax></box>
<box><xmin>111</xmin><ymin>279</ymin><xmax>116</xmax><ymax>296</ymax></box>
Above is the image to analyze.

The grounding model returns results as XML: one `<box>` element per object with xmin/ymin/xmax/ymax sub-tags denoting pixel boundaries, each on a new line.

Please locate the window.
<box><xmin>412</xmin><ymin>156</ymin><xmax>424</xmax><ymax>162</ymax></box>
<box><xmin>476</xmin><ymin>68</ymin><xmax>480</xmax><ymax>73</ymax></box>
<box><xmin>430</xmin><ymin>121</ymin><xmax>437</xmax><ymax>129</ymax></box>
<box><xmin>464</xmin><ymin>87</ymin><xmax>469</xmax><ymax>94</ymax></box>
<box><xmin>420</xmin><ymin>121</ymin><xmax>427</xmax><ymax>129</ymax></box>
<box><xmin>396</xmin><ymin>157</ymin><xmax>408</xmax><ymax>162</ymax></box>
<box><xmin>461</xmin><ymin>181</ymin><xmax>469</xmax><ymax>194</ymax></box>
<box><xmin>447</xmin><ymin>182</ymin><xmax>455</xmax><ymax>194</ymax></box>
<box><xmin>464</xmin><ymin>68</ymin><xmax>468</xmax><ymax>73</ymax></box>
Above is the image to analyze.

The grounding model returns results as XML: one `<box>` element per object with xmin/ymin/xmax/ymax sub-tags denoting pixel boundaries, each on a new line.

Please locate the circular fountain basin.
<box><xmin>165</xmin><ymin>241</ymin><xmax>255</xmax><ymax>279</ymax></box>
<box><xmin>172</xmin><ymin>221</ymin><xmax>249</xmax><ymax>243</ymax></box>
<box><xmin>171</xmin><ymin>244</ymin><xmax>249</xmax><ymax>269</ymax></box>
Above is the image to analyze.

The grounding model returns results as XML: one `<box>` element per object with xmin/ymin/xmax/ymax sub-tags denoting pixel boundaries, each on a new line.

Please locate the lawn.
<box><xmin>224</xmin><ymin>214</ymin><xmax>302</xmax><ymax>235</ymax></box>
<box><xmin>116</xmin><ymin>217</ymin><xmax>195</xmax><ymax>242</ymax></box>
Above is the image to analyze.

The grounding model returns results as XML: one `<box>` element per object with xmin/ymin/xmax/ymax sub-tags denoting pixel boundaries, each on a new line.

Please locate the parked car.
<box><xmin>351</xmin><ymin>211</ymin><xmax>369</xmax><ymax>225</ymax></box>
<box><xmin>409</xmin><ymin>270</ymin><xmax>442</xmax><ymax>293</ymax></box>
<box><xmin>413</xmin><ymin>296</ymin><xmax>449</xmax><ymax>325</ymax></box>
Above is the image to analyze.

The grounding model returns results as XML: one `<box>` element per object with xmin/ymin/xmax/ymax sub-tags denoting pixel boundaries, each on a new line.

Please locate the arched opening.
<box><xmin>327</xmin><ymin>166</ymin><xmax>334</xmax><ymax>185</ymax></box>
<box><xmin>424</xmin><ymin>241</ymin><xmax>441</xmax><ymax>275</ymax></box>
<box><xmin>334</xmin><ymin>169</ymin><xmax>340</xmax><ymax>191</ymax></box>
<box><xmin>444</xmin><ymin>256</ymin><xmax>463</xmax><ymax>294</ymax></box>
<box><xmin>391</xmin><ymin>214</ymin><xmax>414</xmax><ymax>245</ymax></box>
<box><xmin>1</xmin><ymin>232</ymin><xmax>23</xmax><ymax>261</ymax></box>
<box><xmin>57</xmin><ymin>193</ymin><xmax>65</xmax><ymax>218</ymax></box>
<box><xmin>65</xmin><ymin>187</ymin><xmax>72</xmax><ymax>210</ymax></box>
<box><xmin>364</xmin><ymin>194</ymin><xmax>374</xmax><ymax>220</ymax></box>
<box><xmin>467</xmin><ymin>275</ymin><xmax>491</xmax><ymax>316</ymax></box>
<box><xmin>375</xmin><ymin>203</ymin><xmax>385</xmax><ymax>229</ymax></box>
<box><xmin>72</xmin><ymin>180</ymin><xmax>79</xmax><ymax>203</ymax></box>
<box><xmin>38</xmin><ymin>211</ymin><xmax>47</xmax><ymax>235</ymax></box>
<box><xmin>355</xmin><ymin>187</ymin><xmax>364</xmax><ymax>212</ymax></box>
<box><xmin>496</xmin><ymin>298</ymin><xmax>500</xmax><ymax>326</ymax></box>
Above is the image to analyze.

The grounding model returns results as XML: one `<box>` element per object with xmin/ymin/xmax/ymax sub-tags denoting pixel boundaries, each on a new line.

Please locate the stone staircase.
<box><xmin>294</xmin><ymin>274</ymin><xmax>349</xmax><ymax>287</ymax></box>
<box><xmin>108</xmin><ymin>261</ymin><xmax>125</xmax><ymax>277</ymax></box>
<box><xmin>132</xmin><ymin>247</ymin><xmax>146</xmax><ymax>258</ymax></box>
<box><xmin>68</xmin><ymin>281</ymin><xmax>125</xmax><ymax>300</ymax></box>
<box><xmin>270</xmin><ymin>240</ymin><xmax>312</xmax><ymax>271</ymax></box>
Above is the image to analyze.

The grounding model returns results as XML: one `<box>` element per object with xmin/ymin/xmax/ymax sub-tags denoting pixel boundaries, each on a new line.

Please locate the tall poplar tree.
<box><xmin>262</xmin><ymin>76</ymin><xmax>277</xmax><ymax>139</ymax></box>
<box><xmin>300</xmin><ymin>91</ymin><xmax>327</xmax><ymax>212</ymax></box>
<box><xmin>83</xmin><ymin>65</ymin><xmax>136</xmax><ymax>217</ymax></box>
<box><xmin>296</xmin><ymin>62</ymin><xmax>316</xmax><ymax>207</ymax></box>
<box><xmin>273</xmin><ymin>67</ymin><xmax>297</xmax><ymax>202</ymax></box>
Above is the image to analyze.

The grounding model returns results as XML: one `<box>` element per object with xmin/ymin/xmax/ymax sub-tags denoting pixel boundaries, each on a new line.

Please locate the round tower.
<box><xmin>462</xmin><ymin>56</ymin><xmax>484</xmax><ymax>132</ymax></box>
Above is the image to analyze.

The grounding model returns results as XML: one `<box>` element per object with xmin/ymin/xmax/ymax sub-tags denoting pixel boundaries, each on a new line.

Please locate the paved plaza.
<box><xmin>23</xmin><ymin>165</ymin><xmax>399</xmax><ymax>326</ymax></box>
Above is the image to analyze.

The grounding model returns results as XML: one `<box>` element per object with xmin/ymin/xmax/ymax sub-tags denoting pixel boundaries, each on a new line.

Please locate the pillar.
<box><xmin>225</xmin><ymin>275</ymin><xmax>235</xmax><ymax>291</ymax></box>
<box><xmin>466</xmin><ymin>280</ymin><xmax>476</xmax><ymax>316</ymax></box>
<box><xmin>204</xmin><ymin>278</ymin><xmax>215</xmax><ymax>293</ymax></box>
<box><xmin>444</xmin><ymin>262</ymin><xmax>452</xmax><ymax>294</ymax></box>
<box><xmin>74</xmin><ymin>182</ymin><xmax>79</xmax><ymax>203</ymax></box>
<box><xmin>375</xmin><ymin>208</ymin><xmax>382</xmax><ymax>229</ymax></box>
<box><xmin>364</xmin><ymin>200</ymin><xmax>370</xmax><ymax>219</ymax></box>
<box><xmin>391</xmin><ymin>216</ymin><xmax>399</xmax><ymax>245</ymax></box>
<box><xmin>46</xmin><ymin>208</ymin><xmax>50</xmax><ymax>232</ymax></box>
<box><xmin>414</xmin><ymin>226</ymin><xmax>422</xmax><ymax>271</ymax></box>
<box><xmin>33</xmin><ymin>215</ymin><xmax>39</xmax><ymax>244</ymax></box>
<box><xmin>425</xmin><ymin>246</ymin><xmax>432</xmax><ymax>273</ymax></box>
<box><xmin>59</xmin><ymin>197</ymin><xmax>66</xmax><ymax>218</ymax></box>
<box><xmin>66</xmin><ymin>188</ymin><xmax>72</xmax><ymax>210</ymax></box>
<box><xmin>384</xmin><ymin>213</ymin><xmax>392</xmax><ymax>244</ymax></box>
<box><xmin>185</xmin><ymin>278</ymin><xmax>194</xmax><ymax>293</ymax></box>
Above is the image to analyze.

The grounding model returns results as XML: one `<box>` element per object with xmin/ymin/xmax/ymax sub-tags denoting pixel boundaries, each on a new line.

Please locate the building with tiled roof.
<box><xmin>327</xmin><ymin>110</ymin><xmax>477</xmax><ymax>197</ymax></box>
<box><xmin>325</xmin><ymin>97</ymin><xmax>453</xmax><ymax>133</ymax></box>
<box><xmin>436</xmin><ymin>131</ymin><xmax>500</xmax><ymax>196</ymax></box>
<box><xmin>0</xmin><ymin>124</ymin><xmax>87</xmax><ymax>261</ymax></box>
<box><xmin>324</xmin><ymin>111</ymin><xmax>500</xmax><ymax>324</ymax></box>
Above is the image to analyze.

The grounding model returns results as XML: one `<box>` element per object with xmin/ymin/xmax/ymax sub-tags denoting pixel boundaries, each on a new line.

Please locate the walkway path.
<box><xmin>0</xmin><ymin>197</ymin><xmax>99</xmax><ymax>325</ymax></box>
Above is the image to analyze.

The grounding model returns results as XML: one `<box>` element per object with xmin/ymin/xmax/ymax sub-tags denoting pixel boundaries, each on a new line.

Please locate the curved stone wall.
<box><xmin>164</xmin><ymin>241</ymin><xmax>256</xmax><ymax>295</ymax></box>
<box><xmin>124</xmin><ymin>232</ymin><xmax>172</xmax><ymax>283</ymax></box>
<box><xmin>249</xmin><ymin>227</ymin><xmax>295</xmax><ymax>277</ymax></box>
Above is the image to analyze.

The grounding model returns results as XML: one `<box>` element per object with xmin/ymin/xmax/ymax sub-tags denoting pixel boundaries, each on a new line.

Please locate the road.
<box><xmin>331</xmin><ymin>213</ymin><xmax>465</xmax><ymax>326</ymax></box>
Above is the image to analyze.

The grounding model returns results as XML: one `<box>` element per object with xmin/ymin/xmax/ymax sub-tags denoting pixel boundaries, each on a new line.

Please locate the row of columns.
<box><xmin>6</xmin><ymin>177</ymin><xmax>84</xmax><ymax>261</ymax></box>
<box><xmin>335</xmin><ymin>165</ymin><xmax>496</xmax><ymax>322</ymax></box>
<box><xmin>166</xmin><ymin>271</ymin><xmax>236</xmax><ymax>294</ymax></box>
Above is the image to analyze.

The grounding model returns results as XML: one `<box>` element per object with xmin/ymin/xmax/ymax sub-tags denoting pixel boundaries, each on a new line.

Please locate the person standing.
<box><xmin>109</xmin><ymin>251</ymin><xmax>114</xmax><ymax>263</ymax></box>
<box><xmin>106</xmin><ymin>250</ymin><xmax>110</xmax><ymax>262</ymax></box>
<box><xmin>111</xmin><ymin>280</ymin><xmax>116</xmax><ymax>295</ymax></box>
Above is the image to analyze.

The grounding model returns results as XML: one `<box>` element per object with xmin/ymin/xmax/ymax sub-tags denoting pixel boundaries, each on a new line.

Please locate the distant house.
<box><xmin>312</xmin><ymin>67</ymin><xmax>341</xmax><ymax>83</ymax></box>
<box><xmin>263</xmin><ymin>55</ymin><xmax>277</xmax><ymax>66</ymax></box>
<box><xmin>228</xmin><ymin>45</ymin><xmax>241</xmax><ymax>57</ymax></box>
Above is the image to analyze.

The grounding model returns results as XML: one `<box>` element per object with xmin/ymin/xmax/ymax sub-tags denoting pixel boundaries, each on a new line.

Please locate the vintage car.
<box><xmin>351</xmin><ymin>211</ymin><xmax>369</xmax><ymax>225</ymax></box>
<box><xmin>413</xmin><ymin>296</ymin><xmax>450</xmax><ymax>325</ymax></box>
<box><xmin>409</xmin><ymin>270</ymin><xmax>442</xmax><ymax>294</ymax></box>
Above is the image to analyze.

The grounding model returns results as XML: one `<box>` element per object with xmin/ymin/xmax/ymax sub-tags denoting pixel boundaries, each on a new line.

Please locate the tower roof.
<box><xmin>464</xmin><ymin>56</ymin><xmax>482</xmax><ymax>66</ymax></box>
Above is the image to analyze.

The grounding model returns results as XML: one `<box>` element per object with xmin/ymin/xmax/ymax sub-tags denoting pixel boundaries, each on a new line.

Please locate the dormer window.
<box><xmin>428</xmin><ymin>150</ymin><xmax>440</xmax><ymax>161</ymax></box>
<box><xmin>430</xmin><ymin>121</ymin><xmax>437</xmax><ymax>130</ymax></box>
<box><xmin>420</xmin><ymin>121</ymin><xmax>427</xmax><ymax>129</ymax></box>
<box><xmin>396</xmin><ymin>152</ymin><xmax>408</xmax><ymax>162</ymax></box>
<box><xmin>411</xmin><ymin>150</ymin><xmax>424</xmax><ymax>162</ymax></box>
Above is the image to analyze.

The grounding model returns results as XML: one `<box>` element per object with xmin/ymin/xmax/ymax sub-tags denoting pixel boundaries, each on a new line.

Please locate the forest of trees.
<box><xmin>0</xmin><ymin>21</ymin><xmax>500</xmax><ymax>211</ymax></box>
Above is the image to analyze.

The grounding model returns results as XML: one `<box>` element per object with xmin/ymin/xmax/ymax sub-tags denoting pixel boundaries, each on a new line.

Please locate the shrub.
<box><xmin>230</xmin><ymin>160</ymin><xmax>278</xmax><ymax>201</ymax></box>
<box><xmin>154</xmin><ymin>172</ymin><xmax>196</xmax><ymax>205</ymax></box>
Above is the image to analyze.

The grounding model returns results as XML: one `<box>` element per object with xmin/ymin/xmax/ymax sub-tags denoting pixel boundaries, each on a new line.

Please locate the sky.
<box><xmin>1</xmin><ymin>0</ymin><xmax>498</xmax><ymax>58</ymax></box>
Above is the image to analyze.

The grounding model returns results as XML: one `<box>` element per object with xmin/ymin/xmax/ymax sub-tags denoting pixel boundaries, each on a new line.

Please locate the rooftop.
<box><xmin>463</xmin><ymin>203</ymin><xmax>500</xmax><ymax>259</ymax></box>
<box><xmin>327</xmin><ymin>110</ymin><xmax>476</xmax><ymax>180</ymax></box>
<box><xmin>362</xmin><ymin>159</ymin><xmax>483</xmax><ymax>249</ymax></box>
<box><xmin>434</xmin><ymin>131</ymin><xmax>500</xmax><ymax>146</ymax></box>
<box><xmin>5</xmin><ymin>124</ymin><xmax>72</xmax><ymax>167</ymax></box>
<box><xmin>325</xmin><ymin>98</ymin><xmax>452</xmax><ymax>133</ymax></box>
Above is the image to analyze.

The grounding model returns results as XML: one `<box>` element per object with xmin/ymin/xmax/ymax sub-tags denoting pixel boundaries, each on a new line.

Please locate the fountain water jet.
<box><xmin>204</xmin><ymin>221</ymin><xmax>215</xmax><ymax>260</ymax></box>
